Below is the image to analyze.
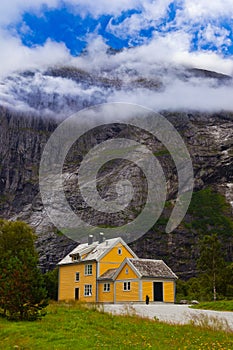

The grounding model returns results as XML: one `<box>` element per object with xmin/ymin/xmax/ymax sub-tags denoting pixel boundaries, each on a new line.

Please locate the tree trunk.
<box><xmin>213</xmin><ymin>271</ymin><xmax>216</xmax><ymax>301</ymax></box>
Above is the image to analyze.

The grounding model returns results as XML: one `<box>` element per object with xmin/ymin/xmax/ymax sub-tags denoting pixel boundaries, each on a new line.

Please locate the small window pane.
<box><xmin>104</xmin><ymin>283</ymin><xmax>110</xmax><ymax>292</ymax></box>
<box><xmin>123</xmin><ymin>281</ymin><xmax>131</xmax><ymax>291</ymax></box>
<box><xmin>84</xmin><ymin>284</ymin><xmax>92</xmax><ymax>296</ymax></box>
<box><xmin>85</xmin><ymin>264</ymin><xmax>92</xmax><ymax>275</ymax></box>
<box><xmin>118</xmin><ymin>248</ymin><xmax>122</xmax><ymax>255</ymax></box>
<box><xmin>75</xmin><ymin>272</ymin><xmax>79</xmax><ymax>282</ymax></box>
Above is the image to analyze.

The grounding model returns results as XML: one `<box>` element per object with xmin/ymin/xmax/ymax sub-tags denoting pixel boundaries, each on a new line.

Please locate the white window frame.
<box><xmin>123</xmin><ymin>281</ymin><xmax>131</xmax><ymax>291</ymax></box>
<box><xmin>85</xmin><ymin>264</ymin><xmax>92</xmax><ymax>275</ymax></box>
<box><xmin>84</xmin><ymin>284</ymin><xmax>92</xmax><ymax>296</ymax></box>
<box><xmin>125</xmin><ymin>268</ymin><xmax>128</xmax><ymax>274</ymax></box>
<box><xmin>75</xmin><ymin>272</ymin><xmax>80</xmax><ymax>282</ymax></box>
<box><xmin>118</xmin><ymin>248</ymin><xmax>122</xmax><ymax>255</ymax></box>
<box><xmin>103</xmin><ymin>283</ymin><xmax>110</xmax><ymax>292</ymax></box>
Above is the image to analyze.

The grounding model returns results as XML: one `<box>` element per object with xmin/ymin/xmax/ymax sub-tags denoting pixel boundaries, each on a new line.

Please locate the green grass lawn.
<box><xmin>0</xmin><ymin>302</ymin><xmax>232</xmax><ymax>350</ymax></box>
<box><xmin>191</xmin><ymin>300</ymin><xmax>233</xmax><ymax>312</ymax></box>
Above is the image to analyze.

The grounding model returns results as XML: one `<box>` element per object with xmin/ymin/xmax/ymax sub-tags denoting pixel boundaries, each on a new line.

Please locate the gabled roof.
<box><xmin>129</xmin><ymin>258</ymin><xmax>178</xmax><ymax>279</ymax></box>
<box><xmin>99</xmin><ymin>257</ymin><xmax>178</xmax><ymax>281</ymax></box>
<box><xmin>112</xmin><ymin>257</ymin><xmax>141</xmax><ymax>280</ymax></box>
<box><xmin>58</xmin><ymin>241</ymin><xmax>98</xmax><ymax>265</ymax></box>
<box><xmin>98</xmin><ymin>268</ymin><xmax>118</xmax><ymax>280</ymax></box>
<box><xmin>58</xmin><ymin>237</ymin><xmax>137</xmax><ymax>265</ymax></box>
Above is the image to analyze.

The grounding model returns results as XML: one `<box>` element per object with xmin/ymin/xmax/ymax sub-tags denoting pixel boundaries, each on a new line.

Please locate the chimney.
<box><xmin>88</xmin><ymin>235</ymin><xmax>93</xmax><ymax>245</ymax></box>
<box><xmin>99</xmin><ymin>232</ymin><xmax>104</xmax><ymax>243</ymax></box>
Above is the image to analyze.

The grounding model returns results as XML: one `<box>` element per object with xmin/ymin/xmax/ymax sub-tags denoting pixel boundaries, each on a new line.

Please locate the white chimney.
<box><xmin>99</xmin><ymin>232</ymin><xmax>104</xmax><ymax>243</ymax></box>
<box><xmin>88</xmin><ymin>235</ymin><xmax>93</xmax><ymax>245</ymax></box>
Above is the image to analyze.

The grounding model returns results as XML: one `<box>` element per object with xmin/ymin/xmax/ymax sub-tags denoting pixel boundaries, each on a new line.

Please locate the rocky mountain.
<box><xmin>0</xmin><ymin>66</ymin><xmax>233</xmax><ymax>276</ymax></box>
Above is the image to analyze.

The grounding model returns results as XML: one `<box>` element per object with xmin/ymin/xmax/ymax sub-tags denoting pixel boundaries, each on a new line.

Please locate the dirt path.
<box><xmin>103</xmin><ymin>303</ymin><xmax>233</xmax><ymax>331</ymax></box>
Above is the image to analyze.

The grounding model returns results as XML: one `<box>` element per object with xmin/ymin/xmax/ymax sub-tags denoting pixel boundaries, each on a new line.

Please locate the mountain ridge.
<box><xmin>0</xmin><ymin>66</ymin><xmax>233</xmax><ymax>275</ymax></box>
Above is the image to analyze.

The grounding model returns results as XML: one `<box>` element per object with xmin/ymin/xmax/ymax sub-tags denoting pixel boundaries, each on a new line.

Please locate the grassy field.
<box><xmin>191</xmin><ymin>300</ymin><xmax>233</xmax><ymax>312</ymax></box>
<box><xmin>0</xmin><ymin>302</ymin><xmax>233</xmax><ymax>350</ymax></box>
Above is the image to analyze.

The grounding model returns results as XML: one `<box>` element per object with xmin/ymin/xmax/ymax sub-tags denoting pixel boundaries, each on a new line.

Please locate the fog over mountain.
<box><xmin>0</xmin><ymin>60</ymin><xmax>233</xmax><ymax>118</ymax></box>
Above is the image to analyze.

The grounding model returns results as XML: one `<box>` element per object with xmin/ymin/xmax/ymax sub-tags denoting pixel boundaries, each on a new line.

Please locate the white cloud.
<box><xmin>198</xmin><ymin>24</ymin><xmax>231</xmax><ymax>50</ymax></box>
<box><xmin>173</xmin><ymin>51</ymin><xmax>233</xmax><ymax>76</ymax></box>
<box><xmin>72</xmin><ymin>31</ymin><xmax>233</xmax><ymax>76</ymax></box>
<box><xmin>181</xmin><ymin>0</ymin><xmax>233</xmax><ymax>21</ymax></box>
<box><xmin>0</xmin><ymin>0</ymin><xmax>232</xmax><ymax>77</ymax></box>
<box><xmin>0</xmin><ymin>0</ymin><xmax>233</xmax><ymax>115</ymax></box>
<box><xmin>106</xmin><ymin>0</ymin><xmax>172</xmax><ymax>39</ymax></box>
<box><xmin>0</xmin><ymin>0</ymin><xmax>59</xmax><ymax>25</ymax></box>
<box><xmin>107</xmin><ymin>14</ymin><xmax>148</xmax><ymax>40</ymax></box>
<box><xmin>68</xmin><ymin>0</ymin><xmax>141</xmax><ymax>17</ymax></box>
<box><xmin>0</xmin><ymin>29</ymin><xmax>71</xmax><ymax>77</ymax></box>
<box><xmin>0</xmin><ymin>68</ymin><xmax>109</xmax><ymax>116</ymax></box>
<box><xmin>109</xmin><ymin>78</ymin><xmax>233</xmax><ymax>112</ymax></box>
<box><xmin>142</xmin><ymin>0</ymin><xmax>172</xmax><ymax>19</ymax></box>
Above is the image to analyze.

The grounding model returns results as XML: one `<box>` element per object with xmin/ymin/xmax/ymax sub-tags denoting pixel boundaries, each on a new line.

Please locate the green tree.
<box><xmin>225</xmin><ymin>263</ymin><xmax>233</xmax><ymax>298</ymax></box>
<box><xmin>198</xmin><ymin>234</ymin><xmax>226</xmax><ymax>301</ymax></box>
<box><xmin>44</xmin><ymin>268</ymin><xmax>59</xmax><ymax>301</ymax></box>
<box><xmin>0</xmin><ymin>220</ymin><xmax>48</xmax><ymax>320</ymax></box>
<box><xmin>0</xmin><ymin>219</ymin><xmax>35</xmax><ymax>255</ymax></box>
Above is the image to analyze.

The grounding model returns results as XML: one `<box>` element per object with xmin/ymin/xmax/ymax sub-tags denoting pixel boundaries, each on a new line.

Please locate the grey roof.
<box><xmin>129</xmin><ymin>258</ymin><xmax>178</xmax><ymax>279</ymax></box>
<box><xmin>98</xmin><ymin>268</ymin><xmax>118</xmax><ymax>280</ymax></box>
<box><xmin>58</xmin><ymin>237</ymin><xmax>137</xmax><ymax>265</ymax></box>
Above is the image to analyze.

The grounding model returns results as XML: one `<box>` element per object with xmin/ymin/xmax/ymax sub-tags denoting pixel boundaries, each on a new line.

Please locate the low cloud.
<box><xmin>109</xmin><ymin>77</ymin><xmax>233</xmax><ymax>112</ymax></box>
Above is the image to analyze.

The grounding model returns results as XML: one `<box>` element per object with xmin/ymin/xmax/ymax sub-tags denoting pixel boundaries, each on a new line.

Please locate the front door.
<box><xmin>153</xmin><ymin>282</ymin><xmax>163</xmax><ymax>301</ymax></box>
<box><xmin>75</xmin><ymin>288</ymin><xmax>79</xmax><ymax>300</ymax></box>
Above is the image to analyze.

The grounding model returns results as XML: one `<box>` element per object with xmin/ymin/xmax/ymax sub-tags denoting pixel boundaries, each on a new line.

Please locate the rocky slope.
<box><xmin>0</xmin><ymin>67</ymin><xmax>233</xmax><ymax>275</ymax></box>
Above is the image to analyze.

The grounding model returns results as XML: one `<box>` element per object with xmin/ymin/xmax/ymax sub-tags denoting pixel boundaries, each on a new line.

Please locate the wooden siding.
<box><xmin>98</xmin><ymin>242</ymin><xmax>134</xmax><ymax>276</ymax></box>
<box><xmin>58</xmin><ymin>262</ymin><xmax>97</xmax><ymax>302</ymax></box>
<box><xmin>98</xmin><ymin>282</ymin><xmax>114</xmax><ymax>303</ymax></box>
<box><xmin>163</xmin><ymin>281</ymin><xmax>175</xmax><ymax>303</ymax></box>
<box><xmin>116</xmin><ymin>262</ymin><xmax>138</xmax><ymax>280</ymax></box>
<box><xmin>142</xmin><ymin>281</ymin><xmax>153</xmax><ymax>302</ymax></box>
<box><xmin>115</xmin><ymin>281</ymin><xmax>139</xmax><ymax>302</ymax></box>
<box><xmin>142</xmin><ymin>280</ymin><xmax>175</xmax><ymax>303</ymax></box>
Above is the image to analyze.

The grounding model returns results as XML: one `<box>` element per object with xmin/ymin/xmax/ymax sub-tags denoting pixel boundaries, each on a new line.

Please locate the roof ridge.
<box><xmin>130</xmin><ymin>258</ymin><xmax>163</xmax><ymax>262</ymax></box>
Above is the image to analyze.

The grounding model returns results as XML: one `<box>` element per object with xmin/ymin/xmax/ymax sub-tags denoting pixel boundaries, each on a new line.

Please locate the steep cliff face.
<box><xmin>0</xmin><ymin>108</ymin><xmax>77</xmax><ymax>270</ymax></box>
<box><xmin>0</xmin><ymin>68</ymin><xmax>233</xmax><ymax>275</ymax></box>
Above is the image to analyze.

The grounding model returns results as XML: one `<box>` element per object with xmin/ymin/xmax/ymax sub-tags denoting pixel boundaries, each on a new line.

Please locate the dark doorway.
<box><xmin>75</xmin><ymin>288</ymin><xmax>79</xmax><ymax>300</ymax></box>
<box><xmin>153</xmin><ymin>282</ymin><xmax>163</xmax><ymax>301</ymax></box>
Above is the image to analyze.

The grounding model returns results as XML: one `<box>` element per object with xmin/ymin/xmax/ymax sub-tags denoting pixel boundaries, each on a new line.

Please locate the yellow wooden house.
<box><xmin>58</xmin><ymin>235</ymin><xmax>178</xmax><ymax>303</ymax></box>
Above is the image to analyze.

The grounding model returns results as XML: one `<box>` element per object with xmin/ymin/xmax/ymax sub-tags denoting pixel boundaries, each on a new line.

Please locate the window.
<box><xmin>85</xmin><ymin>264</ymin><xmax>92</xmax><ymax>275</ymax></box>
<box><xmin>103</xmin><ymin>283</ymin><xmax>110</xmax><ymax>292</ymax></box>
<box><xmin>75</xmin><ymin>272</ymin><xmax>79</xmax><ymax>282</ymax></box>
<box><xmin>123</xmin><ymin>282</ymin><xmax>131</xmax><ymax>291</ymax></box>
<box><xmin>72</xmin><ymin>254</ymin><xmax>80</xmax><ymax>261</ymax></box>
<box><xmin>125</xmin><ymin>268</ymin><xmax>128</xmax><ymax>274</ymax></box>
<box><xmin>84</xmin><ymin>284</ymin><xmax>92</xmax><ymax>296</ymax></box>
<box><xmin>118</xmin><ymin>248</ymin><xmax>122</xmax><ymax>255</ymax></box>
